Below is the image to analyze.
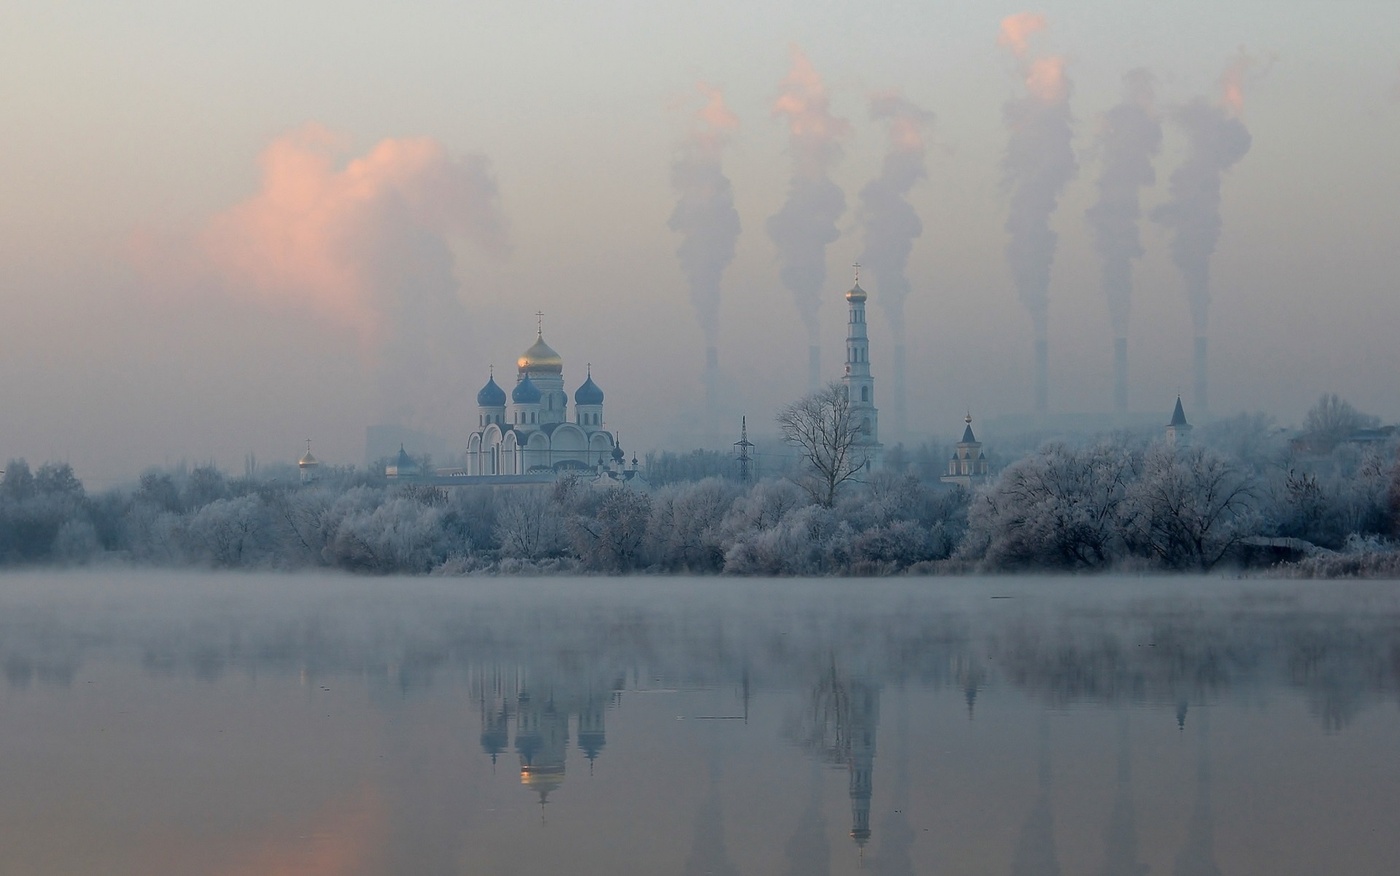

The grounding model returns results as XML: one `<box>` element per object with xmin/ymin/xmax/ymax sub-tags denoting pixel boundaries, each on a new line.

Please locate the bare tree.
<box><xmin>1303</xmin><ymin>393</ymin><xmax>1379</xmax><ymax>451</ymax></box>
<box><xmin>777</xmin><ymin>382</ymin><xmax>870</xmax><ymax>507</ymax></box>
<box><xmin>1125</xmin><ymin>444</ymin><xmax>1256</xmax><ymax>570</ymax></box>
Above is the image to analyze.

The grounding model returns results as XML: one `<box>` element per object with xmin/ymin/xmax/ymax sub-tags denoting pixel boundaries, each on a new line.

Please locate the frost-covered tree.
<box><xmin>569</xmin><ymin>488</ymin><xmax>652</xmax><ymax>572</ymax></box>
<box><xmin>494</xmin><ymin>487</ymin><xmax>568</xmax><ymax>560</ymax></box>
<box><xmin>777</xmin><ymin>382</ymin><xmax>871</xmax><ymax>507</ymax></box>
<box><xmin>1302</xmin><ymin>393</ymin><xmax>1379</xmax><ymax>452</ymax></box>
<box><xmin>962</xmin><ymin>443</ymin><xmax>1135</xmax><ymax>570</ymax></box>
<box><xmin>645</xmin><ymin>478</ymin><xmax>740</xmax><ymax>571</ymax></box>
<box><xmin>186</xmin><ymin>494</ymin><xmax>269</xmax><ymax>567</ymax></box>
<box><xmin>1124</xmin><ymin>444</ymin><xmax>1256</xmax><ymax>570</ymax></box>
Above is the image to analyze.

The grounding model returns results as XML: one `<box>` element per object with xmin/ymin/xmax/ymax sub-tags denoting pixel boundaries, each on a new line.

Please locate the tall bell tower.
<box><xmin>842</xmin><ymin>264</ymin><xmax>881</xmax><ymax>469</ymax></box>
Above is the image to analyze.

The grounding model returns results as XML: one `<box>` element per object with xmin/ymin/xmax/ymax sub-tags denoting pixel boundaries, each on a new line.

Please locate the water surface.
<box><xmin>2</xmin><ymin>572</ymin><xmax>1397</xmax><ymax>875</ymax></box>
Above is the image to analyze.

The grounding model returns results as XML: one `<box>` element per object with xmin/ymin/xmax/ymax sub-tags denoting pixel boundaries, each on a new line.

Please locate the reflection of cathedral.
<box><xmin>465</xmin><ymin>326</ymin><xmax>622</xmax><ymax>476</ymax></box>
<box><xmin>473</xmin><ymin>668</ymin><xmax>617</xmax><ymax>808</ymax></box>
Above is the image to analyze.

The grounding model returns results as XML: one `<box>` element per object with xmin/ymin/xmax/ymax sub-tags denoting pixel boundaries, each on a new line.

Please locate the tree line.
<box><xmin>1</xmin><ymin>394</ymin><xmax>1396</xmax><ymax>576</ymax></box>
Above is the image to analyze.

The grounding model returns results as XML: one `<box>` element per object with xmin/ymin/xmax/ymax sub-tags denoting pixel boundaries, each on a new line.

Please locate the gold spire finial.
<box><xmin>853</xmin><ymin>261</ymin><xmax>861</xmax><ymax>284</ymax></box>
<box><xmin>535</xmin><ymin>310</ymin><xmax>544</xmax><ymax>336</ymax></box>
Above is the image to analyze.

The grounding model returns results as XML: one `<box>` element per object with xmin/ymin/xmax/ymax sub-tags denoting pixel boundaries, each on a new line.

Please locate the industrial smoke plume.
<box><xmin>859</xmin><ymin>90</ymin><xmax>933</xmax><ymax>439</ymax></box>
<box><xmin>1086</xmin><ymin>69</ymin><xmax>1162</xmax><ymax>411</ymax></box>
<box><xmin>1152</xmin><ymin>52</ymin><xmax>1254</xmax><ymax>412</ymax></box>
<box><xmin>767</xmin><ymin>45</ymin><xmax>851</xmax><ymax>390</ymax></box>
<box><xmin>187</xmin><ymin>124</ymin><xmax>509</xmax><ymax>431</ymax></box>
<box><xmin>998</xmin><ymin>13</ymin><xmax>1077</xmax><ymax>415</ymax></box>
<box><xmin>669</xmin><ymin>83</ymin><xmax>741</xmax><ymax>415</ymax></box>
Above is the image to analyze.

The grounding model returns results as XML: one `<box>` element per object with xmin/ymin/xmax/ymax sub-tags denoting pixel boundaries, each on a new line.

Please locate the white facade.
<box><xmin>465</xmin><ymin>331</ymin><xmax>619</xmax><ymax>476</ymax></box>
<box><xmin>842</xmin><ymin>276</ymin><xmax>882</xmax><ymax>468</ymax></box>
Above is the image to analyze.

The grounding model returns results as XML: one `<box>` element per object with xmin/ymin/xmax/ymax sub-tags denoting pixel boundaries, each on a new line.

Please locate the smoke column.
<box><xmin>859</xmin><ymin>90</ymin><xmax>933</xmax><ymax>441</ymax></box>
<box><xmin>767</xmin><ymin>45</ymin><xmax>850</xmax><ymax>390</ymax></box>
<box><xmin>998</xmin><ymin>13</ymin><xmax>1077</xmax><ymax>416</ymax></box>
<box><xmin>1152</xmin><ymin>53</ymin><xmax>1253</xmax><ymax>413</ymax></box>
<box><xmin>669</xmin><ymin>83</ymin><xmax>741</xmax><ymax>423</ymax></box>
<box><xmin>197</xmin><ymin>124</ymin><xmax>509</xmax><ymax>430</ymax></box>
<box><xmin>1086</xmin><ymin>70</ymin><xmax>1162</xmax><ymax>412</ymax></box>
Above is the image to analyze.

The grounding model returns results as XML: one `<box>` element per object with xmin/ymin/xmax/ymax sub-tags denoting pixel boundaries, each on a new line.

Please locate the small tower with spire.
<box><xmin>1166</xmin><ymin>396</ymin><xmax>1193</xmax><ymax>447</ymax></box>
<box><xmin>297</xmin><ymin>439</ymin><xmax>319</xmax><ymax>484</ymax></box>
<box><xmin>941</xmin><ymin>414</ymin><xmax>990</xmax><ymax>489</ymax></box>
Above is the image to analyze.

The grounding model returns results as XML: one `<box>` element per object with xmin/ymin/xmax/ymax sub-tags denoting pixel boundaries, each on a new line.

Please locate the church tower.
<box><xmin>1166</xmin><ymin>396</ymin><xmax>1193</xmax><ymax>447</ymax></box>
<box><xmin>842</xmin><ymin>266</ymin><xmax>881</xmax><ymax>468</ymax></box>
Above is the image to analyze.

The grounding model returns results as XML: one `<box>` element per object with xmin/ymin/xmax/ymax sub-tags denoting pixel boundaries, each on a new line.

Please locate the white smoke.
<box><xmin>766</xmin><ymin>46</ymin><xmax>850</xmax><ymax>385</ymax></box>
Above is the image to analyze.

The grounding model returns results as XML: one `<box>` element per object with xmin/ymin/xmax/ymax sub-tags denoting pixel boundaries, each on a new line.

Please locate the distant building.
<box><xmin>464</xmin><ymin>327</ymin><xmax>623</xmax><ymax>478</ymax></box>
<box><xmin>842</xmin><ymin>270</ymin><xmax>882</xmax><ymax>469</ymax></box>
<box><xmin>385</xmin><ymin>444</ymin><xmax>421</xmax><ymax>478</ymax></box>
<box><xmin>941</xmin><ymin>415</ymin><xmax>990</xmax><ymax>489</ymax></box>
<box><xmin>1166</xmin><ymin>396</ymin><xmax>1193</xmax><ymax>447</ymax></box>
<box><xmin>297</xmin><ymin>440</ymin><xmax>319</xmax><ymax>484</ymax></box>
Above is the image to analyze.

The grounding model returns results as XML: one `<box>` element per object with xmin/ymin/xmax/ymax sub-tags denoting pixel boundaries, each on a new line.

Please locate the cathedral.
<box><xmin>464</xmin><ymin>327</ymin><xmax>623</xmax><ymax>476</ymax></box>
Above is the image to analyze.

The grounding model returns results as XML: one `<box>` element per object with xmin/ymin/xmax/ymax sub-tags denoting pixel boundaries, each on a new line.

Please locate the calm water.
<box><xmin>1</xmin><ymin>572</ymin><xmax>1398</xmax><ymax>875</ymax></box>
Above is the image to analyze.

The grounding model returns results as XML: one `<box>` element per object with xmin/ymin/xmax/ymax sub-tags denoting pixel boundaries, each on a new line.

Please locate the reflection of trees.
<box><xmin>5</xmin><ymin>580</ymin><xmax>1400</xmax><ymax>736</ymax></box>
<box><xmin>990</xmin><ymin>605</ymin><xmax>1400</xmax><ymax>733</ymax></box>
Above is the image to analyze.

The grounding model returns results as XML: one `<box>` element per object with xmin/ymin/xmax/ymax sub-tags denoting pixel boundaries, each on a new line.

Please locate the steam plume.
<box><xmin>669</xmin><ymin>83</ymin><xmax>741</xmax><ymax>418</ymax></box>
<box><xmin>998</xmin><ymin>13</ymin><xmax>1076</xmax><ymax>415</ymax></box>
<box><xmin>859</xmin><ymin>90</ymin><xmax>933</xmax><ymax>440</ymax></box>
<box><xmin>1152</xmin><ymin>52</ymin><xmax>1254</xmax><ymax>411</ymax></box>
<box><xmin>195</xmin><ymin>124</ymin><xmax>508</xmax><ymax>428</ymax></box>
<box><xmin>767</xmin><ymin>46</ymin><xmax>850</xmax><ymax>390</ymax></box>
<box><xmin>1086</xmin><ymin>70</ymin><xmax>1162</xmax><ymax>411</ymax></box>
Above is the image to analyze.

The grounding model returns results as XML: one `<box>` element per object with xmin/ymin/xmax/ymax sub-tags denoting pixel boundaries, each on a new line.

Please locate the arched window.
<box><xmin>861</xmin><ymin>386</ymin><xmax>869</xmax><ymax>402</ymax></box>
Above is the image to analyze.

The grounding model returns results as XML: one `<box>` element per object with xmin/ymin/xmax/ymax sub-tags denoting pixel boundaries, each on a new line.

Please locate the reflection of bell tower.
<box><xmin>516</xmin><ymin>689</ymin><xmax>569</xmax><ymax>808</ymax></box>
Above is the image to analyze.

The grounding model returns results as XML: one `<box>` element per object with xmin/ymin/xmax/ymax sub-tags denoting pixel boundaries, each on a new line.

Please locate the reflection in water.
<box><xmin>869</xmin><ymin>692</ymin><xmax>915</xmax><ymax>876</ymax></box>
<box><xmin>782</xmin><ymin>762</ymin><xmax>832</xmax><ymax>876</ymax></box>
<box><xmin>1010</xmin><ymin>712</ymin><xmax>1061</xmax><ymax>876</ymax></box>
<box><xmin>1174</xmin><ymin>712</ymin><xmax>1222</xmax><ymax>876</ymax></box>
<box><xmin>1098</xmin><ymin>713</ymin><xmax>1147</xmax><ymax>876</ymax></box>
<box><xmin>3</xmin><ymin>574</ymin><xmax>1400</xmax><ymax>875</ymax></box>
<box><xmin>684</xmin><ymin>760</ymin><xmax>742</xmax><ymax>876</ymax></box>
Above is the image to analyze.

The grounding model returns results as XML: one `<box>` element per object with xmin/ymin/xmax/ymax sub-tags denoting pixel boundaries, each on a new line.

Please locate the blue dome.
<box><xmin>511</xmin><ymin>375</ymin><xmax>542</xmax><ymax>404</ymax></box>
<box><xmin>574</xmin><ymin>373</ymin><xmax>604</xmax><ymax>406</ymax></box>
<box><xmin>477</xmin><ymin>375</ymin><xmax>506</xmax><ymax>407</ymax></box>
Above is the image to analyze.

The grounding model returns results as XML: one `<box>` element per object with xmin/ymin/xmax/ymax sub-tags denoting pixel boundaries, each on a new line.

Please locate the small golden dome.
<box><xmin>846</xmin><ymin>281</ymin><xmax>867</xmax><ymax>302</ymax></box>
<box><xmin>518</xmin><ymin>333</ymin><xmax>563</xmax><ymax>374</ymax></box>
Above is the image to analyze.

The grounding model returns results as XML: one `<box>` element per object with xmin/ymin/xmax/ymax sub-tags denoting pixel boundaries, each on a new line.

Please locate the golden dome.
<box><xmin>846</xmin><ymin>281</ymin><xmax>867</xmax><ymax>302</ymax></box>
<box><xmin>518</xmin><ymin>333</ymin><xmax>563</xmax><ymax>374</ymax></box>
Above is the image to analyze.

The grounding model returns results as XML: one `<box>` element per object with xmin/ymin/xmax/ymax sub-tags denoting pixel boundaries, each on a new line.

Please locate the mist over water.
<box><xmin>4</xmin><ymin>571</ymin><xmax>1400</xmax><ymax>874</ymax></box>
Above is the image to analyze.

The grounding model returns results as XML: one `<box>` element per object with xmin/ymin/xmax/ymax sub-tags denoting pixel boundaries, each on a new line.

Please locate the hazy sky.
<box><xmin>4</xmin><ymin>1</ymin><xmax>1400</xmax><ymax>482</ymax></box>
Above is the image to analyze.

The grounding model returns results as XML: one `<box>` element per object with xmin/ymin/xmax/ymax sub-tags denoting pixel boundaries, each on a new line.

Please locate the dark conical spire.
<box><xmin>1170</xmin><ymin>395</ymin><xmax>1190</xmax><ymax>427</ymax></box>
<box><xmin>960</xmin><ymin>413</ymin><xmax>977</xmax><ymax>444</ymax></box>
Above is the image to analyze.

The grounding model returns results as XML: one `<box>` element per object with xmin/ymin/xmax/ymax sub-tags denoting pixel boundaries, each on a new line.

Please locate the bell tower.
<box><xmin>842</xmin><ymin>264</ymin><xmax>881</xmax><ymax>468</ymax></box>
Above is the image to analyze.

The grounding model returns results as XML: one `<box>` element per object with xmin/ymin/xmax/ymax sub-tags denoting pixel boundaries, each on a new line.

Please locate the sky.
<box><xmin>3</xmin><ymin>1</ymin><xmax>1400</xmax><ymax>483</ymax></box>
